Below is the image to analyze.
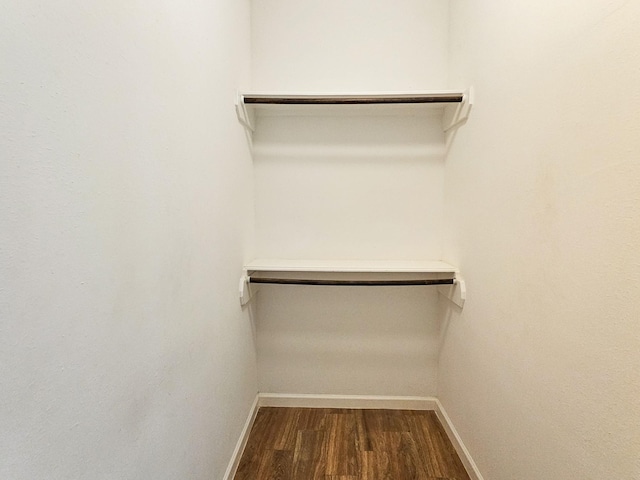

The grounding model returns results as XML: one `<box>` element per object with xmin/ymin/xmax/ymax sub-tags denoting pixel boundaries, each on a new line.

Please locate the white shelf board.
<box><xmin>235</xmin><ymin>89</ymin><xmax>473</xmax><ymax>145</ymax></box>
<box><xmin>244</xmin><ymin>259</ymin><xmax>458</xmax><ymax>274</ymax></box>
<box><xmin>239</xmin><ymin>90</ymin><xmax>465</xmax><ymax>103</ymax></box>
<box><xmin>240</xmin><ymin>259</ymin><xmax>465</xmax><ymax>307</ymax></box>
<box><xmin>238</xmin><ymin>90</ymin><xmax>464</xmax><ymax>119</ymax></box>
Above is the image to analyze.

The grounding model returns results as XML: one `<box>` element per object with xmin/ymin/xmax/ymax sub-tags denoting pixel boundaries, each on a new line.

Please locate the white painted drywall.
<box><xmin>440</xmin><ymin>1</ymin><xmax>640</xmax><ymax>479</ymax></box>
<box><xmin>249</xmin><ymin>0</ymin><xmax>450</xmax><ymax>397</ymax></box>
<box><xmin>253</xmin><ymin>112</ymin><xmax>446</xmax><ymax>261</ymax></box>
<box><xmin>0</xmin><ymin>2</ymin><xmax>256</xmax><ymax>479</ymax></box>
<box><xmin>251</xmin><ymin>0</ymin><xmax>449</xmax><ymax>91</ymax></box>
<box><xmin>257</xmin><ymin>286</ymin><xmax>441</xmax><ymax>396</ymax></box>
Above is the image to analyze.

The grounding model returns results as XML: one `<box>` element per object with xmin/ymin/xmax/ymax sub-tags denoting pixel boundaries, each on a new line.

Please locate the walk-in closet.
<box><xmin>3</xmin><ymin>1</ymin><xmax>639</xmax><ymax>479</ymax></box>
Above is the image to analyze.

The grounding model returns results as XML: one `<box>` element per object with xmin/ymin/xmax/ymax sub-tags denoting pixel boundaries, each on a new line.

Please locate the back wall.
<box><xmin>248</xmin><ymin>0</ymin><xmax>452</xmax><ymax>397</ymax></box>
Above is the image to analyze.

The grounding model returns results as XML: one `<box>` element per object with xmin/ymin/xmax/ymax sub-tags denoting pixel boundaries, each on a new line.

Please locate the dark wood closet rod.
<box><xmin>243</xmin><ymin>94</ymin><xmax>464</xmax><ymax>105</ymax></box>
<box><xmin>248</xmin><ymin>277</ymin><xmax>455</xmax><ymax>286</ymax></box>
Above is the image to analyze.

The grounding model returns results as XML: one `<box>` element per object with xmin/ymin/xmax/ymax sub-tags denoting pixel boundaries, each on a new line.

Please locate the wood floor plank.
<box><xmin>271</xmin><ymin>408</ymin><xmax>300</xmax><ymax>451</ymax></box>
<box><xmin>295</xmin><ymin>408</ymin><xmax>329</xmax><ymax>431</ymax></box>
<box><xmin>270</xmin><ymin>450</ymin><xmax>294</xmax><ymax>480</ymax></box>
<box><xmin>371</xmin><ymin>431</ymin><xmax>403</xmax><ymax>479</ymax></box>
<box><xmin>235</xmin><ymin>409</ymin><xmax>295</xmax><ymax>480</ymax></box>
<box><xmin>368</xmin><ymin>427</ymin><xmax>402</xmax><ymax>456</ymax></box>
<box><xmin>233</xmin><ymin>450</ymin><xmax>258</xmax><ymax>480</ymax></box>
<box><xmin>253</xmin><ymin>409</ymin><xmax>285</xmax><ymax>450</ymax></box>
<box><xmin>359</xmin><ymin>450</ymin><xmax>395</xmax><ymax>480</ymax></box>
<box><xmin>397</xmin><ymin>431</ymin><xmax>432</xmax><ymax>479</ymax></box>
<box><xmin>405</xmin><ymin>414</ymin><xmax>446</xmax><ymax>477</ymax></box>
<box><xmin>292</xmin><ymin>430</ymin><xmax>326</xmax><ymax>480</ymax></box>
<box><xmin>408</xmin><ymin>411</ymin><xmax>470</xmax><ymax>480</ymax></box>
<box><xmin>354</xmin><ymin>410</ymin><xmax>373</xmax><ymax>452</ymax></box>
<box><xmin>324</xmin><ymin>413</ymin><xmax>358</xmax><ymax>476</ymax></box>
<box><xmin>255</xmin><ymin>449</ymin><xmax>277</xmax><ymax>480</ymax></box>
<box><xmin>424</xmin><ymin>412</ymin><xmax>469</xmax><ymax>480</ymax></box>
<box><xmin>358</xmin><ymin>450</ymin><xmax>376</xmax><ymax>480</ymax></box>
<box><xmin>367</xmin><ymin>408</ymin><xmax>410</xmax><ymax>434</ymax></box>
<box><xmin>234</xmin><ymin>410</ymin><xmax>275</xmax><ymax>480</ymax></box>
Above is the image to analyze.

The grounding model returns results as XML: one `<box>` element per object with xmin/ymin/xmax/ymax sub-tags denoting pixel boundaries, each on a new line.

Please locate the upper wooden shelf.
<box><xmin>241</xmin><ymin>92</ymin><xmax>464</xmax><ymax>106</ymax></box>
<box><xmin>235</xmin><ymin>89</ymin><xmax>474</xmax><ymax>141</ymax></box>
<box><xmin>244</xmin><ymin>259</ymin><xmax>458</xmax><ymax>274</ymax></box>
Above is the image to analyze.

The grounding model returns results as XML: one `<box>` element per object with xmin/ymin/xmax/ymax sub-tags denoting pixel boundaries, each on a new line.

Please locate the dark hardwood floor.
<box><xmin>234</xmin><ymin>407</ymin><xmax>471</xmax><ymax>480</ymax></box>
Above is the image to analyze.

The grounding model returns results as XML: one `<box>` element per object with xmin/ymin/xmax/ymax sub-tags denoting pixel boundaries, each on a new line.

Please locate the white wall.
<box><xmin>257</xmin><ymin>286</ymin><xmax>441</xmax><ymax>396</ymax></box>
<box><xmin>251</xmin><ymin>0</ymin><xmax>449</xmax><ymax>91</ymax></box>
<box><xmin>441</xmin><ymin>1</ymin><xmax>640</xmax><ymax>479</ymax></box>
<box><xmin>249</xmin><ymin>0</ymin><xmax>451</xmax><ymax>397</ymax></box>
<box><xmin>0</xmin><ymin>2</ymin><xmax>256</xmax><ymax>479</ymax></box>
<box><xmin>253</xmin><ymin>113</ymin><xmax>446</xmax><ymax>261</ymax></box>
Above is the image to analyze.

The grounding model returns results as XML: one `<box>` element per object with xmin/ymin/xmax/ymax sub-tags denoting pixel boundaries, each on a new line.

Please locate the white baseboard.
<box><xmin>223</xmin><ymin>393</ymin><xmax>483</xmax><ymax>480</ymax></box>
<box><xmin>222</xmin><ymin>394</ymin><xmax>260</xmax><ymax>480</ymax></box>
<box><xmin>258</xmin><ymin>393</ymin><xmax>438</xmax><ymax>410</ymax></box>
<box><xmin>434</xmin><ymin>399</ymin><xmax>484</xmax><ymax>480</ymax></box>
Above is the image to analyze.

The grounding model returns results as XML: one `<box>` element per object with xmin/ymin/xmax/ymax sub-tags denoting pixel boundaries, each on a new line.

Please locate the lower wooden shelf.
<box><xmin>239</xmin><ymin>259</ymin><xmax>466</xmax><ymax>308</ymax></box>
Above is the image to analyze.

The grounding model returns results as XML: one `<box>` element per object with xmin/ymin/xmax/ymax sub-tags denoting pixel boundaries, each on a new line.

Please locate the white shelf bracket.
<box><xmin>443</xmin><ymin>87</ymin><xmax>474</xmax><ymax>146</ymax></box>
<box><xmin>438</xmin><ymin>274</ymin><xmax>466</xmax><ymax>309</ymax></box>
<box><xmin>239</xmin><ymin>271</ymin><xmax>254</xmax><ymax>306</ymax></box>
<box><xmin>235</xmin><ymin>92</ymin><xmax>255</xmax><ymax>145</ymax></box>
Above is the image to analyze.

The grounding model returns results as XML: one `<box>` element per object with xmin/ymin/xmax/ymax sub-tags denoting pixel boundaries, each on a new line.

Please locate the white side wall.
<box><xmin>0</xmin><ymin>2</ymin><xmax>256</xmax><ymax>479</ymax></box>
<box><xmin>441</xmin><ymin>1</ymin><xmax>640</xmax><ymax>479</ymax></box>
<box><xmin>249</xmin><ymin>0</ymin><xmax>450</xmax><ymax>396</ymax></box>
